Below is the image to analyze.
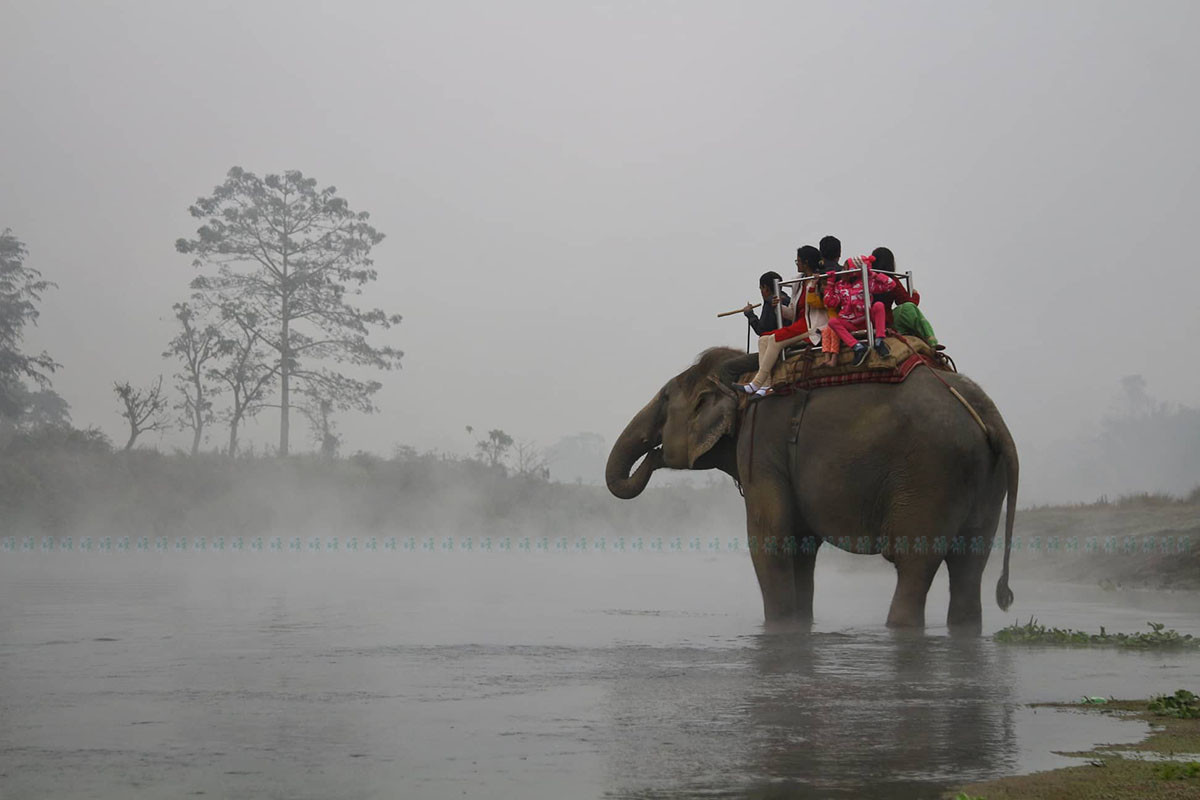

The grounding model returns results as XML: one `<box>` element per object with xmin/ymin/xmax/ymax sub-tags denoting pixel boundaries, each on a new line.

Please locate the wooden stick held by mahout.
<box><xmin>717</xmin><ymin>303</ymin><xmax>760</xmax><ymax>318</ymax></box>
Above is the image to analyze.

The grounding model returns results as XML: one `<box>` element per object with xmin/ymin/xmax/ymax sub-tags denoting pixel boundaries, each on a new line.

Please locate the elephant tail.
<box><xmin>991</xmin><ymin>412</ymin><xmax>1019</xmax><ymax>612</ymax></box>
<box><xmin>942</xmin><ymin>372</ymin><xmax>1018</xmax><ymax>610</ymax></box>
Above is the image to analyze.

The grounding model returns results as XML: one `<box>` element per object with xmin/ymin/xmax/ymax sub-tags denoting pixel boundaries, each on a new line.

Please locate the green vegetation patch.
<box><xmin>1149</xmin><ymin>690</ymin><xmax>1200</xmax><ymax>720</ymax></box>
<box><xmin>1156</xmin><ymin>760</ymin><xmax>1200</xmax><ymax>780</ymax></box>
<box><xmin>994</xmin><ymin>619</ymin><xmax>1199</xmax><ymax>649</ymax></box>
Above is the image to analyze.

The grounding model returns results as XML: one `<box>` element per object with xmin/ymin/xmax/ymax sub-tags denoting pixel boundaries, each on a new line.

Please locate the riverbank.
<box><xmin>950</xmin><ymin>696</ymin><xmax>1200</xmax><ymax>799</ymax></box>
<box><xmin>1010</xmin><ymin>495</ymin><xmax>1200</xmax><ymax>591</ymax></box>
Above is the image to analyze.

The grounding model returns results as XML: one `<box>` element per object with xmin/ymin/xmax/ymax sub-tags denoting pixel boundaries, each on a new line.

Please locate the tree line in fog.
<box><xmin>4</xmin><ymin>167</ymin><xmax>401</xmax><ymax>458</ymax></box>
<box><xmin>2</xmin><ymin>168</ymin><xmax>1196</xmax><ymax>496</ymax></box>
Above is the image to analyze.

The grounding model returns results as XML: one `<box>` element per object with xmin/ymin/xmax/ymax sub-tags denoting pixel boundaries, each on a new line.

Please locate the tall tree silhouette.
<box><xmin>0</xmin><ymin>229</ymin><xmax>58</xmax><ymax>418</ymax></box>
<box><xmin>177</xmin><ymin>168</ymin><xmax>402</xmax><ymax>455</ymax></box>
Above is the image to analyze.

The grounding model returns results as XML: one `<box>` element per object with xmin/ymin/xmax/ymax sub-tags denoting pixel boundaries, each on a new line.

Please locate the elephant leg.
<box><xmin>944</xmin><ymin>554</ymin><xmax>985</xmax><ymax>635</ymax></box>
<box><xmin>745</xmin><ymin>480</ymin><xmax>802</xmax><ymax>622</ymax></box>
<box><xmin>886</xmin><ymin>555</ymin><xmax>943</xmax><ymax>628</ymax></box>
<box><xmin>945</xmin><ymin>531</ymin><xmax>991</xmax><ymax>635</ymax></box>
<box><xmin>791</xmin><ymin>542</ymin><xmax>818</xmax><ymax>622</ymax></box>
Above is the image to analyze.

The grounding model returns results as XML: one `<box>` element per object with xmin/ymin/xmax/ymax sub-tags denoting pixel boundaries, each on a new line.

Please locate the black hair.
<box><xmin>796</xmin><ymin>245</ymin><xmax>821</xmax><ymax>271</ymax></box>
<box><xmin>759</xmin><ymin>271</ymin><xmax>783</xmax><ymax>290</ymax></box>
<box><xmin>818</xmin><ymin>235</ymin><xmax>841</xmax><ymax>263</ymax></box>
<box><xmin>871</xmin><ymin>246</ymin><xmax>896</xmax><ymax>273</ymax></box>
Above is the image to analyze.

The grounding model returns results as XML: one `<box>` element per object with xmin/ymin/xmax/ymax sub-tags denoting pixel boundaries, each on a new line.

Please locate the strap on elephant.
<box><xmin>745</xmin><ymin>401</ymin><xmax>759</xmax><ymax>489</ymax></box>
<box><xmin>740</xmin><ymin>389</ymin><xmax>809</xmax><ymax>489</ymax></box>
<box><xmin>917</xmin><ymin>362</ymin><xmax>990</xmax><ymax>439</ymax></box>
<box><xmin>790</xmin><ymin>392</ymin><xmax>809</xmax><ymax>445</ymax></box>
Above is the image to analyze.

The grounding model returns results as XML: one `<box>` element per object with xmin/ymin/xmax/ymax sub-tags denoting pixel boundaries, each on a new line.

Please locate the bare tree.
<box><xmin>301</xmin><ymin>393</ymin><xmax>341</xmax><ymax>459</ymax></box>
<box><xmin>475</xmin><ymin>428</ymin><xmax>513</xmax><ymax>468</ymax></box>
<box><xmin>177</xmin><ymin>167</ymin><xmax>402</xmax><ymax>456</ymax></box>
<box><xmin>114</xmin><ymin>378</ymin><xmax>168</xmax><ymax>451</ymax></box>
<box><xmin>204</xmin><ymin>299</ymin><xmax>277</xmax><ymax>456</ymax></box>
<box><xmin>513</xmin><ymin>440</ymin><xmax>549</xmax><ymax>479</ymax></box>
<box><xmin>164</xmin><ymin>302</ymin><xmax>224</xmax><ymax>455</ymax></box>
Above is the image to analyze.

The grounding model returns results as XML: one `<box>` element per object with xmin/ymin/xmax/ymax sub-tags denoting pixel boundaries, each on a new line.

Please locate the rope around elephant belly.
<box><xmin>918</xmin><ymin>363</ymin><xmax>990</xmax><ymax>439</ymax></box>
<box><xmin>746</xmin><ymin>400</ymin><xmax>759</xmax><ymax>487</ymax></box>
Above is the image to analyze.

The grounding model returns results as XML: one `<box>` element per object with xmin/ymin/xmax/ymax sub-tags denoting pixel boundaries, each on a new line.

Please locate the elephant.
<box><xmin>605</xmin><ymin>347</ymin><xmax>1018</xmax><ymax>633</ymax></box>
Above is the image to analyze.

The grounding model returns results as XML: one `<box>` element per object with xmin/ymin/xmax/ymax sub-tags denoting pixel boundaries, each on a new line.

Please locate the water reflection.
<box><xmin>2</xmin><ymin>556</ymin><xmax>1194</xmax><ymax>799</ymax></box>
<box><xmin>606</xmin><ymin>630</ymin><xmax>1019</xmax><ymax>799</ymax></box>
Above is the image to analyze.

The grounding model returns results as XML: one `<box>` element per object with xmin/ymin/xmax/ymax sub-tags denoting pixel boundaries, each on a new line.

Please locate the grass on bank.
<box><xmin>994</xmin><ymin>619</ymin><xmax>1200</xmax><ymax>649</ymax></box>
<box><xmin>950</xmin><ymin>693</ymin><xmax>1200</xmax><ymax>800</ymax></box>
<box><xmin>1021</xmin><ymin>486</ymin><xmax>1200</xmax><ymax>512</ymax></box>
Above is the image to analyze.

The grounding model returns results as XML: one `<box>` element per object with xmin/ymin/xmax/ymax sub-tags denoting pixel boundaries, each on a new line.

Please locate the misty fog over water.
<box><xmin>3</xmin><ymin>2</ymin><xmax>1200</xmax><ymax>799</ymax></box>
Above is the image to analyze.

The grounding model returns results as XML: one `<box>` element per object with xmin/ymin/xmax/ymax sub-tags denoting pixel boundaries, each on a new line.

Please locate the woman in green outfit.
<box><xmin>871</xmin><ymin>246</ymin><xmax>938</xmax><ymax>347</ymax></box>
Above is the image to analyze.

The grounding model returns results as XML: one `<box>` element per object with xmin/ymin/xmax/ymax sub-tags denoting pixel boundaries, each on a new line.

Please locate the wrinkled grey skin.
<box><xmin>607</xmin><ymin>348</ymin><xmax>1018</xmax><ymax>633</ymax></box>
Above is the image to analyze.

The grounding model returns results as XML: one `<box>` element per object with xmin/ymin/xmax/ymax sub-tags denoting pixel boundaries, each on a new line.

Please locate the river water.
<box><xmin>1</xmin><ymin>544</ymin><xmax>1197</xmax><ymax>799</ymax></box>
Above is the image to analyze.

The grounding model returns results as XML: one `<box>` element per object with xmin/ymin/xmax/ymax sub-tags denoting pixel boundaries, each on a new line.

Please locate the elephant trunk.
<box><xmin>606</xmin><ymin>398</ymin><xmax>663</xmax><ymax>500</ymax></box>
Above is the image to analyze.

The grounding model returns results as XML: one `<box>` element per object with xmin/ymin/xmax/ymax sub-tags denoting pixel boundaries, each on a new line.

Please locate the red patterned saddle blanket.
<box><xmin>740</xmin><ymin>335</ymin><xmax>955</xmax><ymax>395</ymax></box>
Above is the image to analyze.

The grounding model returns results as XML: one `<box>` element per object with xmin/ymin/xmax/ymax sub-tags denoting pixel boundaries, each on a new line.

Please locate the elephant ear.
<box><xmin>687</xmin><ymin>378</ymin><xmax>738</xmax><ymax>468</ymax></box>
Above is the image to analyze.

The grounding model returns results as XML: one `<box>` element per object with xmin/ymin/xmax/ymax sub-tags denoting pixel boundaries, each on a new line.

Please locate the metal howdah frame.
<box><xmin>766</xmin><ymin>266</ymin><xmax>915</xmax><ymax>346</ymax></box>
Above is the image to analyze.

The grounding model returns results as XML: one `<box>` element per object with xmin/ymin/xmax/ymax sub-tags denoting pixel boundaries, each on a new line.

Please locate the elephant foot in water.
<box><xmin>761</xmin><ymin>596</ymin><xmax>815</xmax><ymax>628</ymax></box>
<box><xmin>762</xmin><ymin>616</ymin><xmax>816</xmax><ymax>635</ymax></box>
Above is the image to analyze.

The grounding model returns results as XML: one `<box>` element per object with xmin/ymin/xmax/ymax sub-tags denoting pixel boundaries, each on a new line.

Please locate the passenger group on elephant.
<box><xmin>611</xmin><ymin>235</ymin><xmax>1016</xmax><ymax>633</ymax></box>
<box><xmin>736</xmin><ymin>234</ymin><xmax>940</xmax><ymax>397</ymax></box>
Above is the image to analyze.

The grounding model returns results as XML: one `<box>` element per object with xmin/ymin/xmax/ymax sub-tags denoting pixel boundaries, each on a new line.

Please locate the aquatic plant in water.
<box><xmin>993</xmin><ymin>619</ymin><xmax>1199</xmax><ymax>649</ymax></box>
<box><xmin>1148</xmin><ymin>689</ymin><xmax>1200</xmax><ymax>719</ymax></box>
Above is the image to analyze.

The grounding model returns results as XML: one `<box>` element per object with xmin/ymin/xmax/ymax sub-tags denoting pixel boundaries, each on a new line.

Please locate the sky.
<box><xmin>2</xmin><ymin>0</ymin><xmax>1198</xmax><ymax>499</ymax></box>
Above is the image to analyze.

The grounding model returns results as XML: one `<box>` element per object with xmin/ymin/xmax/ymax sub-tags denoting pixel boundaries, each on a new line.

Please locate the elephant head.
<box><xmin>606</xmin><ymin>347</ymin><xmax>756</xmax><ymax>499</ymax></box>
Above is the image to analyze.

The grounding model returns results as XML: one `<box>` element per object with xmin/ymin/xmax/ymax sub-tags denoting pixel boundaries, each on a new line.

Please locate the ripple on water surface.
<box><xmin>0</xmin><ymin>549</ymin><xmax>1196</xmax><ymax>799</ymax></box>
